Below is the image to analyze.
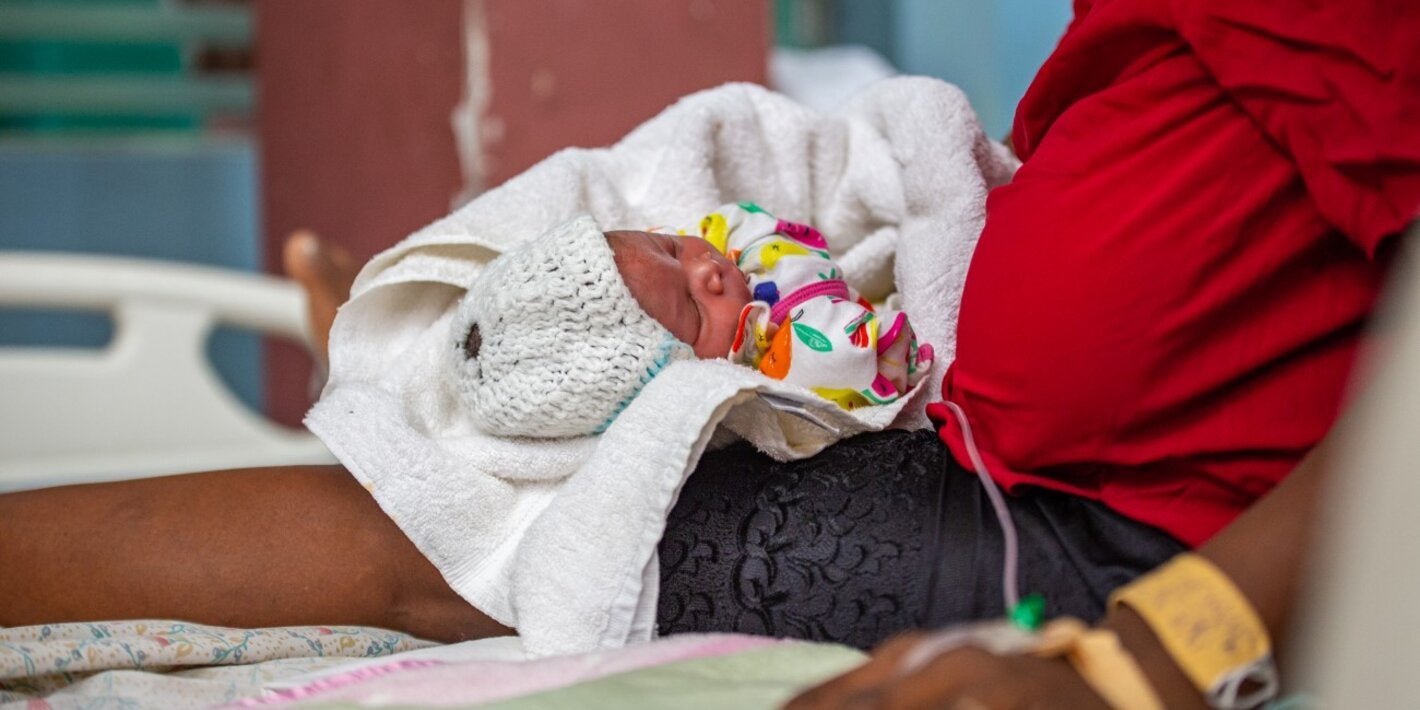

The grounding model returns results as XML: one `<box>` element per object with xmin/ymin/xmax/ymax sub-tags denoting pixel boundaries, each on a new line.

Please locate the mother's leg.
<box><xmin>658</xmin><ymin>429</ymin><xmax>949</xmax><ymax>648</ymax></box>
<box><xmin>657</xmin><ymin>429</ymin><xmax>1186</xmax><ymax>648</ymax></box>
<box><xmin>0</xmin><ymin>465</ymin><xmax>511</xmax><ymax>643</ymax></box>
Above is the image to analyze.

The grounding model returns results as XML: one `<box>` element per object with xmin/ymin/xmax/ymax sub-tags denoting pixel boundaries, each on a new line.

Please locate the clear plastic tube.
<box><xmin>943</xmin><ymin>401</ymin><xmax>1020</xmax><ymax>612</ymax></box>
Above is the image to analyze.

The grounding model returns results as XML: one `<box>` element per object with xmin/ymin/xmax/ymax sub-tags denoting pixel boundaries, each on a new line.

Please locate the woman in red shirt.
<box><xmin>934</xmin><ymin>0</ymin><xmax>1413</xmax><ymax>549</ymax></box>
<box><xmin>1</xmin><ymin>1</ymin><xmax>1416</xmax><ymax>706</ymax></box>
<box><xmin>790</xmin><ymin>1</ymin><xmax>1418</xmax><ymax>705</ymax></box>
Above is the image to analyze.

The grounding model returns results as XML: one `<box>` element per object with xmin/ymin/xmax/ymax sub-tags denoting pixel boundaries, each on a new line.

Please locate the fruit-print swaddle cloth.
<box><xmin>701</xmin><ymin>202</ymin><xmax>934</xmax><ymax>409</ymax></box>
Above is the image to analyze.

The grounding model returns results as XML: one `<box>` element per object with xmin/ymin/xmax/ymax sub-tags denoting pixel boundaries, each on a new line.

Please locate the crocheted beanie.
<box><xmin>453</xmin><ymin>215</ymin><xmax>693</xmax><ymax>438</ymax></box>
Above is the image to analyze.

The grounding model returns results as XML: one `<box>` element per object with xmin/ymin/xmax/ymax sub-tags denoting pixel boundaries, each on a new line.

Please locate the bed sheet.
<box><xmin>474</xmin><ymin>642</ymin><xmax>863</xmax><ymax>710</ymax></box>
<box><xmin>0</xmin><ymin>620</ymin><xmax>433</xmax><ymax>708</ymax></box>
<box><xmin>237</xmin><ymin>633</ymin><xmax>863</xmax><ymax>708</ymax></box>
<box><xmin>2</xmin><ymin>622</ymin><xmax>866</xmax><ymax>709</ymax></box>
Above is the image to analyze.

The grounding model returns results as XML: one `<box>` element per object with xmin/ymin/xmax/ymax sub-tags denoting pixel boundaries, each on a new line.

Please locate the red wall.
<box><xmin>479</xmin><ymin>1</ymin><xmax>769</xmax><ymax>186</ymax></box>
<box><xmin>257</xmin><ymin>1</ymin><xmax>768</xmax><ymax>425</ymax></box>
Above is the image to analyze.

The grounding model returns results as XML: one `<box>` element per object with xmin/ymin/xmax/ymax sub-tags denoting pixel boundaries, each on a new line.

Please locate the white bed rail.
<box><xmin>0</xmin><ymin>251</ymin><xmax>336</xmax><ymax>492</ymax></box>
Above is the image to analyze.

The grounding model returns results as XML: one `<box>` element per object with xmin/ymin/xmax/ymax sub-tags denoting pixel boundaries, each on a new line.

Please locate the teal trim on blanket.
<box><xmin>592</xmin><ymin>337</ymin><xmax>693</xmax><ymax>435</ymax></box>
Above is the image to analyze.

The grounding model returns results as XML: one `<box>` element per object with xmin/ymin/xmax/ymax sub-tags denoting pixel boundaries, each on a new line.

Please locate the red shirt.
<box><xmin>928</xmin><ymin>0</ymin><xmax>1420</xmax><ymax>547</ymax></box>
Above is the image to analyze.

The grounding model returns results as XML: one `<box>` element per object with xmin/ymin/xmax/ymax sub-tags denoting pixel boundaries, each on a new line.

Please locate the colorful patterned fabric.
<box><xmin>704</xmin><ymin>202</ymin><xmax>934</xmax><ymax>410</ymax></box>
<box><xmin>0</xmin><ymin>620</ymin><xmax>433</xmax><ymax>708</ymax></box>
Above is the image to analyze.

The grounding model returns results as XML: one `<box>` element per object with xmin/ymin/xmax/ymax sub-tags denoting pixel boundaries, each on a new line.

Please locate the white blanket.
<box><xmin>305</xmin><ymin>77</ymin><xmax>1016</xmax><ymax>656</ymax></box>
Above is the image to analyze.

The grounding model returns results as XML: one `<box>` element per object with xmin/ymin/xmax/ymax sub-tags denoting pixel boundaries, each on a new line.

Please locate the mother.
<box><xmin>3</xmin><ymin>1</ymin><xmax>1417</xmax><ymax>707</ymax></box>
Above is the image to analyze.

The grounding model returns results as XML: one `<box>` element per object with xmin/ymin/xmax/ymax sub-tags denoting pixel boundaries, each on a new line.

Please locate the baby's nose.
<box><xmin>690</xmin><ymin>255</ymin><xmax>724</xmax><ymax>294</ymax></box>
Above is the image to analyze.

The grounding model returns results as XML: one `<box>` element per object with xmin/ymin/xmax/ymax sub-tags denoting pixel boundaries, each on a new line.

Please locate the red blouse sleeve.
<box><xmin>1172</xmin><ymin>1</ymin><xmax>1420</xmax><ymax>255</ymax></box>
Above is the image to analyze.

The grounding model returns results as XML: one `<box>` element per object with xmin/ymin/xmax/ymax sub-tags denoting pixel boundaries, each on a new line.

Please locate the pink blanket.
<box><xmin>237</xmin><ymin>633</ymin><xmax>784</xmax><ymax>707</ymax></box>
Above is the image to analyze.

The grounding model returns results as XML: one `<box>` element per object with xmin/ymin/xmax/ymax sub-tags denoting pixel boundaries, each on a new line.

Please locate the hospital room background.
<box><xmin>0</xmin><ymin>0</ymin><xmax>1069</xmax><ymax>432</ymax></box>
<box><xmin>3</xmin><ymin>3</ymin><xmax>1419</xmax><ymax>708</ymax></box>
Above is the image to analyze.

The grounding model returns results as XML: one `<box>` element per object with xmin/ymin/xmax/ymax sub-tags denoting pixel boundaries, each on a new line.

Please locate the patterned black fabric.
<box><xmin>656</xmin><ymin>429</ymin><xmax>1186</xmax><ymax>650</ymax></box>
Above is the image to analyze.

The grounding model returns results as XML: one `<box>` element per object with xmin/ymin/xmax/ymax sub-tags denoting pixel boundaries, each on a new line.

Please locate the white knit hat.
<box><xmin>452</xmin><ymin>215</ymin><xmax>693</xmax><ymax>438</ymax></box>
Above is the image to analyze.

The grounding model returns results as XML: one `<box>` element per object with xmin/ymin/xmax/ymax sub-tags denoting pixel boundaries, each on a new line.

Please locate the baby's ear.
<box><xmin>463</xmin><ymin>324</ymin><xmax>482</xmax><ymax>360</ymax></box>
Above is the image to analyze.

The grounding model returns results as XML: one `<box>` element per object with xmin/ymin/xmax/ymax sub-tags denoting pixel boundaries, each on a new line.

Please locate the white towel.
<box><xmin>305</xmin><ymin>77</ymin><xmax>1016</xmax><ymax>657</ymax></box>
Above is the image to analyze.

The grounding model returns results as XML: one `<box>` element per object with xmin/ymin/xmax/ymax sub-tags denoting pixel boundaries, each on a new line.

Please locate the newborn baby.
<box><xmin>696</xmin><ymin>202</ymin><xmax>933</xmax><ymax>411</ymax></box>
<box><xmin>454</xmin><ymin>204</ymin><xmax>932</xmax><ymax>438</ymax></box>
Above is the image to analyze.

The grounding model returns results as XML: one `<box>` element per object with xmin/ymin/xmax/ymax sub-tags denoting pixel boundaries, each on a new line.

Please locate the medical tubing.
<box><xmin>943</xmin><ymin>401</ymin><xmax>1021</xmax><ymax>612</ymax></box>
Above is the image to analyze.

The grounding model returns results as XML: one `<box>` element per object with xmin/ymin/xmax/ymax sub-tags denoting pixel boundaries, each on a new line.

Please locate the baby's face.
<box><xmin>606</xmin><ymin>230</ymin><xmax>752</xmax><ymax>358</ymax></box>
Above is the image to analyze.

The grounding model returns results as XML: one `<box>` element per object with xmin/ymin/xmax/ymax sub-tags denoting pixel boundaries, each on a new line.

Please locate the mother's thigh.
<box><xmin>656</xmin><ymin>429</ymin><xmax>1185</xmax><ymax>648</ymax></box>
<box><xmin>657</xmin><ymin>429</ymin><xmax>948</xmax><ymax>649</ymax></box>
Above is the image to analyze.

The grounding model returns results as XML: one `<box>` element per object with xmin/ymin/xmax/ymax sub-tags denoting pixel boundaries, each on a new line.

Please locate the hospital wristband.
<box><xmin>1029</xmin><ymin>618</ymin><xmax>1165</xmax><ymax>710</ymax></box>
<box><xmin>1109</xmin><ymin>553</ymin><xmax>1279</xmax><ymax>710</ymax></box>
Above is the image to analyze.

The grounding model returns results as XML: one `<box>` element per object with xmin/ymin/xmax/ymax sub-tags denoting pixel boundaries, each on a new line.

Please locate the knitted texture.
<box><xmin>453</xmin><ymin>215</ymin><xmax>692</xmax><ymax>438</ymax></box>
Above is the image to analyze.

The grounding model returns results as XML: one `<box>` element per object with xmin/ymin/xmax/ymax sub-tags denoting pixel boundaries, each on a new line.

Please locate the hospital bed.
<box><xmin>3</xmin><ymin>240</ymin><xmax>1417</xmax><ymax>707</ymax></box>
<box><xmin>0</xmin><ymin>250</ymin><xmax>336</xmax><ymax>493</ymax></box>
<box><xmin>0</xmin><ymin>250</ymin><xmax>857</xmax><ymax>708</ymax></box>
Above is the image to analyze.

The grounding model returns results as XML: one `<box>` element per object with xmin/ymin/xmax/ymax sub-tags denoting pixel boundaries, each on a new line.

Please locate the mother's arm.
<box><xmin>0</xmin><ymin>464</ymin><xmax>511</xmax><ymax>643</ymax></box>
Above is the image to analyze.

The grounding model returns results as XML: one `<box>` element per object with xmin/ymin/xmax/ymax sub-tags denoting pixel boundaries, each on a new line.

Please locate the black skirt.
<box><xmin>655</xmin><ymin>428</ymin><xmax>1186</xmax><ymax>650</ymax></box>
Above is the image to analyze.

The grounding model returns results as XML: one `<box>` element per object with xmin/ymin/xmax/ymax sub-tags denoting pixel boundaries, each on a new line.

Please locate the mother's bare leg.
<box><xmin>0</xmin><ymin>465</ymin><xmax>512</xmax><ymax>643</ymax></box>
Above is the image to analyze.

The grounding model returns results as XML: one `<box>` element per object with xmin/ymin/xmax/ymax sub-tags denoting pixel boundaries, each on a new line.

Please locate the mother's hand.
<box><xmin>785</xmin><ymin>632</ymin><xmax>1110</xmax><ymax>710</ymax></box>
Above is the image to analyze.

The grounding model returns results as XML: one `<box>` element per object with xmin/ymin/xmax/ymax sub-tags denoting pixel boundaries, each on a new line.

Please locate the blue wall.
<box><xmin>837</xmin><ymin>0</ymin><xmax>1072</xmax><ymax>138</ymax></box>
<box><xmin>0</xmin><ymin>140</ymin><xmax>264</xmax><ymax>410</ymax></box>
